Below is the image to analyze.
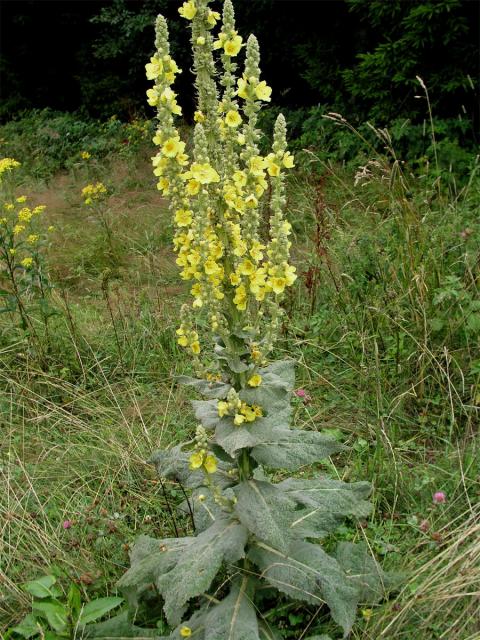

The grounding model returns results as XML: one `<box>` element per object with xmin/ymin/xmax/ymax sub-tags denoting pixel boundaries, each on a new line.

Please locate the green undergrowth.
<box><xmin>1</xmin><ymin>116</ymin><xmax>479</xmax><ymax>638</ymax></box>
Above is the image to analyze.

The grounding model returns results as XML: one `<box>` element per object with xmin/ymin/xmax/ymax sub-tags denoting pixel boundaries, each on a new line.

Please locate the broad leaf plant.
<box><xmin>90</xmin><ymin>1</ymin><xmax>390</xmax><ymax>638</ymax></box>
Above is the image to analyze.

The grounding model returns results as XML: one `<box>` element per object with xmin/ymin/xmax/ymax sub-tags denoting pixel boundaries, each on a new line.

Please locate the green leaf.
<box><xmin>83</xmin><ymin>611</ymin><xmax>163</xmax><ymax>638</ymax></box>
<box><xmin>149</xmin><ymin>445</ymin><xmax>205</xmax><ymax>488</ymax></box>
<box><xmin>10</xmin><ymin>614</ymin><xmax>40</xmax><ymax>639</ymax></box>
<box><xmin>67</xmin><ymin>583</ymin><xmax>82</xmax><ymax>620</ymax></box>
<box><xmin>204</xmin><ymin>577</ymin><xmax>259</xmax><ymax>640</ymax></box>
<box><xmin>171</xmin><ymin>609</ymin><xmax>206</xmax><ymax>640</ymax></box>
<box><xmin>23</xmin><ymin>575</ymin><xmax>57</xmax><ymax>599</ymax></box>
<box><xmin>178</xmin><ymin>375</ymin><xmax>231</xmax><ymax>399</ymax></box>
<box><xmin>78</xmin><ymin>597</ymin><xmax>124</xmax><ymax>625</ymax></box>
<box><xmin>192</xmin><ymin>399</ymin><xmax>223</xmax><ymax>429</ymax></box>
<box><xmin>118</xmin><ymin>535</ymin><xmax>192</xmax><ymax>608</ymax></box>
<box><xmin>239</xmin><ymin>363</ymin><xmax>294</xmax><ymax>430</ymax></box>
<box><xmin>32</xmin><ymin>601</ymin><xmax>68</xmax><ymax>633</ymax></box>
<box><xmin>279</xmin><ymin>477</ymin><xmax>372</xmax><ymax>517</ymax></box>
<box><xmin>215</xmin><ymin>419</ymin><xmax>276</xmax><ymax>457</ymax></box>
<box><xmin>251</xmin><ymin>429</ymin><xmax>344</xmax><ymax>471</ymax></box>
<box><xmin>234</xmin><ymin>480</ymin><xmax>296</xmax><ymax>553</ymax></box>
<box><xmin>335</xmin><ymin>542</ymin><xmax>389</xmax><ymax>602</ymax></box>
<box><xmin>155</xmin><ymin>518</ymin><xmax>248</xmax><ymax>626</ymax></box>
<box><xmin>249</xmin><ymin>541</ymin><xmax>359</xmax><ymax>635</ymax></box>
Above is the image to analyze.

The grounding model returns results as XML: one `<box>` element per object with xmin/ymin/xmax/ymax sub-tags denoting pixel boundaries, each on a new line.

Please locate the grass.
<box><xmin>0</xmin><ymin>111</ymin><xmax>479</xmax><ymax>638</ymax></box>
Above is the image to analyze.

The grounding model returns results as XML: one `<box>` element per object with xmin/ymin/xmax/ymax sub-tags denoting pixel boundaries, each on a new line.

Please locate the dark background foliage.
<box><xmin>1</xmin><ymin>0</ymin><xmax>478</xmax><ymax>129</ymax></box>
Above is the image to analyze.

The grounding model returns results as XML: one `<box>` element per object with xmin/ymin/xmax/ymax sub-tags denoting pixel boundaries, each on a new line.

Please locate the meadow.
<box><xmin>1</xmin><ymin>100</ymin><xmax>479</xmax><ymax>639</ymax></box>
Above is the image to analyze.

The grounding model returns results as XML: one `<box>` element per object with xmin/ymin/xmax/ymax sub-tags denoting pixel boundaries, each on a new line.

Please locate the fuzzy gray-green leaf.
<box><xmin>192</xmin><ymin>399</ymin><xmax>223</xmax><ymax>428</ymax></box>
<box><xmin>234</xmin><ymin>480</ymin><xmax>296</xmax><ymax>553</ymax></box>
<box><xmin>249</xmin><ymin>541</ymin><xmax>359</xmax><ymax>635</ymax></box>
<box><xmin>204</xmin><ymin>577</ymin><xmax>259</xmax><ymax>640</ymax></box>
<box><xmin>117</xmin><ymin>535</ymin><xmax>192</xmax><ymax>607</ymax></box>
<box><xmin>215</xmin><ymin>419</ymin><xmax>276</xmax><ymax>457</ymax></box>
<box><xmin>251</xmin><ymin>429</ymin><xmax>344</xmax><ymax>471</ymax></box>
<box><xmin>177</xmin><ymin>375</ymin><xmax>231</xmax><ymax>399</ymax></box>
<box><xmin>156</xmin><ymin>518</ymin><xmax>248</xmax><ymax>626</ymax></box>
<box><xmin>335</xmin><ymin>541</ymin><xmax>389</xmax><ymax>602</ymax></box>
<box><xmin>280</xmin><ymin>477</ymin><xmax>372</xmax><ymax>538</ymax></box>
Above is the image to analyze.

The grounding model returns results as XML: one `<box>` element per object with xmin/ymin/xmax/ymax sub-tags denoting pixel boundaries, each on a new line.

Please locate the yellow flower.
<box><xmin>178</xmin><ymin>335</ymin><xmax>188</xmax><ymax>347</ymax></box>
<box><xmin>236</xmin><ymin>77</ymin><xmax>248</xmax><ymax>100</ymax></box>
<box><xmin>80</xmin><ymin>151</ymin><xmax>91</xmax><ymax>160</ymax></box>
<box><xmin>186</xmin><ymin>179</ymin><xmax>201</xmax><ymax>196</ymax></box>
<box><xmin>207</xmin><ymin>10</ymin><xmax>220</xmax><ymax>26</ymax></box>
<box><xmin>13</xmin><ymin>224</ymin><xmax>25</xmax><ymax>235</ymax></box>
<box><xmin>178</xmin><ymin>0</ymin><xmax>196</xmax><ymax>20</ymax></box>
<box><xmin>0</xmin><ymin>157</ymin><xmax>21</xmax><ymax>177</ymax></box>
<box><xmin>189</xmin><ymin>452</ymin><xmax>204</xmax><ymax>470</ymax></box>
<box><xmin>3</xmin><ymin>203</ymin><xmax>14</xmax><ymax>211</ymax></box>
<box><xmin>217</xmin><ymin>401</ymin><xmax>229</xmax><ymax>417</ymax></box>
<box><xmin>225</xmin><ymin>110</ymin><xmax>242</xmax><ymax>128</ymax></box>
<box><xmin>255</xmin><ymin>81</ymin><xmax>272</xmax><ymax>102</ymax></box>
<box><xmin>175</xmin><ymin>209</ymin><xmax>193</xmax><ymax>227</ymax></box>
<box><xmin>18</xmin><ymin>207</ymin><xmax>32</xmax><ymax>222</ymax></box>
<box><xmin>283</xmin><ymin>151</ymin><xmax>295</xmax><ymax>168</ymax></box>
<box><xmin>27</xmin><ymin>234</ymin><xmax>39</xmax><ymax>244</ymax></box>
<box><xmin>21</xmin><ymin>257</ymin><xmax>33</xmax><ymax>268</ymax></box>
<box><xmin>239</xmin><ymin>260</ymin><xmax>255</xmax><ymax>276</ymax></box>
<box><xmin>191</xmin><ymin>341</ymin><xmax>201</xmax><ymax>355</ymax></box>
<box><xmin>270</xmin><ymin>276</ymin><xmax>287</xmax><ymax>294</ymax></box>
<box><xmin>203</xmin><ymin>454</ymin><xmax>217</xmax><ymax>474</ymax></box>
<box><xmin>162</xmin><ymin>137</ymin><xmax>183</xmax><ymax>158</ymax></box>
<box><xmin>145</xmin><ymin>56</ymin><xmax>163</xmax><ymax>80</ymax></box>
<box><xmin>224</xmin><ymin>35</ymin><xmax>243</xmax><ymax>56</ymax></box>
<box><xmin>48</xmin><ymin>225</ymin><xmax>55</xmax><ymax>232</ymax></box>
<box><xmin>194</xmin><ymin>110</ymin><xmax>205</xmax><ymax>123</ymax></box>
<box><xmin>196</xmin><ymin>36</ymin><xmax>206</xmax><ymax>46</ymax></box>
<box><xmin>190</xmin><ymin>163</ymin><xmax>220</xmax><ymax>184</ymax></box>
<box><xmin>237</xmin><ymin>133</ymin><xmax>246</xmax><ymax>145</ymax></box>
<box><xmin>146</xmin><ymin>88</ymin><xmax>159</xmax><ymax>106</ymax></box>
<box><xmin>248</xmin><ymin>374</ymin><xmax>262</xmax><ymax>387</ymax></box>
<box><xmin>234</xmin><ymin>413</ymin><xmax>245</xmax><ymax>426</ymax></box>
<box><xmin>32</xmin><ymin>205</ymin><xmax>46</xmax><ymax>215</ymax></box>
<box><xmin>249</xmin><ymin>156</ymin><xmax>265</xmax><ymax>177</ymax></box>
<box><xmin>265</xmin><ymin>153</ymin><xmax>281</xmax><ymax>177</ymax></box>
<box><xmin>16</xmin><ymin>195</ymin><xmax>27</xmax><ymax>203</ymax></box>
<box><xmin>230</xmin><ymin>272</ymin><xmax>241</xmax><ymax>286</ymax></box>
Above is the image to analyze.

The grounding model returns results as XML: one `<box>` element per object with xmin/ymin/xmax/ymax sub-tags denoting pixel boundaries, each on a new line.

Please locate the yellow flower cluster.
<box><xmin>217</xmin><ymin>388</ymin><xmax>263</xmax><ymax>426</ymax></box>
<box><xmin>188</xmin><ymin>425</ymin><xmax>217</xmax><ymax>473</ymax></box>
<box><xmin>148</xmin><ymin>1</ymin><xmax>297</xmax><ymax>363</ymax></box>
<box><xmin>176</xmin><ymin>322</ymin><xmax>201</xmax><ymax>354</ymax></box>
<box><xmin>0</xmin><ymin>196</ymin><xmax>48</xmax><ymax>271</ymax></box>
<box><xmin>0</xmin><ymin>157</ymin><xmax>21</xmax><ymax>179</ymax></box>
<box><xmin>81</xmin><ymin>182</ymin><xmax>107</xmax><ymax>205</ymax></box>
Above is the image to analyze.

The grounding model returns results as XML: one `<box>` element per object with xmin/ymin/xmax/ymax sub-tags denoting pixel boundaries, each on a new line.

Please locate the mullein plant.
<box><xmin>91</xmin><ymin>2</ymin><xmax>390</xmax><ymax>638</ymax></box>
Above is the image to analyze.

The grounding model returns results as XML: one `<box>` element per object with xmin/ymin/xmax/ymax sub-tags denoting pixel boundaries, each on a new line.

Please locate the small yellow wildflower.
<box><xmin>0</xmin><ymin>157</ymin><xmax>21</xmax><ymax>178</ymax></box>
<box><xmin>3</xmin><ymin>203</ymin><xmax>14</xmax><ymax>211</ymax></box>
<box><xmin>217</xmin><ymin>401</ymin><xmax>229</xmax><ymax>417</ymax></box>
<box><xmin>196</xmin><ymin>36</ymin><xmax>206</xmax><ymax>46</ymax></box>
<box><xmin>191</xmin><ymin>341</ymin><xmax>201</xmax><ymax>355</ymax></box>
<box><xmin>186</xmin><ymin>179</ymin><xmax>201</xmax><ymax>196</ymax></box>
<box><xmin>190</xmin><ymin>163</ymin><xmax>220</xmax><ymax>184</ymax></box>
<box><xmin>80</xmin><ymin>151</ymin><xmax>91</xmax><ymax>160</ymax></box>
<box><xmin>21</xmin><ymin>257</ymin><xmax>33</xmax><ymax>268</ymax></box>
<box><xmin>48</xmin><ymin>225</ymin><xmax>55</xmax><ymax>232</ymax></box>
<box><xmin>265</xmin><ymin>153</ymin><xmax>281</xmax><ymax>177</ymax></box>
<box><xmin>194</xmin><ymin>110</ymin><xmax>205</xmax><ymax>123</ymax></box>
<box><xmin>234</xmin><ymin>414</ymin><xmax>245</xmax><ymax>426</ymax></box>
<box><xmin>189</xmin><ymin>452</ymin><xmax>204</xmax><ymax>470</ymax></box>
<box><xmin>27</xmin><ymin>234</ymin><xmax>39</xmax><ymax>244</ymax></box>
<box><xmin>178</xmin><ymin>0</ymin><xmax>196</xmax><ymax>20</ymax></box>
<box><xmin>225</xmin><ymin>110</ymin><xmax>242</xmax><ymax>128</ymax></box>
<box><xmin>18</xmin><ymin>208</ymin><xmax>32</xmax><ymax>222</ymax></box>
<box><xmin>162</xmin><ymin>137</ymin><xmax>183</xmax><ymax>158</ymax></box>
<box><xmin>32</xmin><ymin>205</ymin><xmax>46</xmax><ymax>215</ymax></box>
<box><xmin>175</xmin><ymin>209</ymin><xmax>193</xmax><ymax>227</ymax></box>
<box><xmin>16</xmin><ymin>195</ymin><xmax>27</xmax><ymax>203</ymax></box>
<box><xmin>145</xmin><ymin>56</ymin><xmax>163</xmax><ymax>80</ymax></box>
<box><xmin>283</xmin><ymin>151</ymin><xmax>295</xmax><ymax>168</ymax></box>
<box><xmin>203</xmin><ymin>454</ymin><xmax>217</xmax><ymax>474</ymax></box>
<box><xmin>255</xmin><ymin>81</ymin><xmax>272</xmax><ymax>102</ymax></box>
<box><xmin>13</xmin><ymin>224</ymin><xmax>25</xmax><ymax>235</ymax></box>
<box><xmin>248</xmin><ymin>374</ymin><xmax>262</xmax><ymax>387</ymax></box>
<box><xmin>224</xmin><ymin>35</ymin><xmax>242</xmax><ymax>56</ymax></box>
<box><xmin>207</xmin><ymin>10</ymin><xmax>220</xmax><ymax>26</ymax></box>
